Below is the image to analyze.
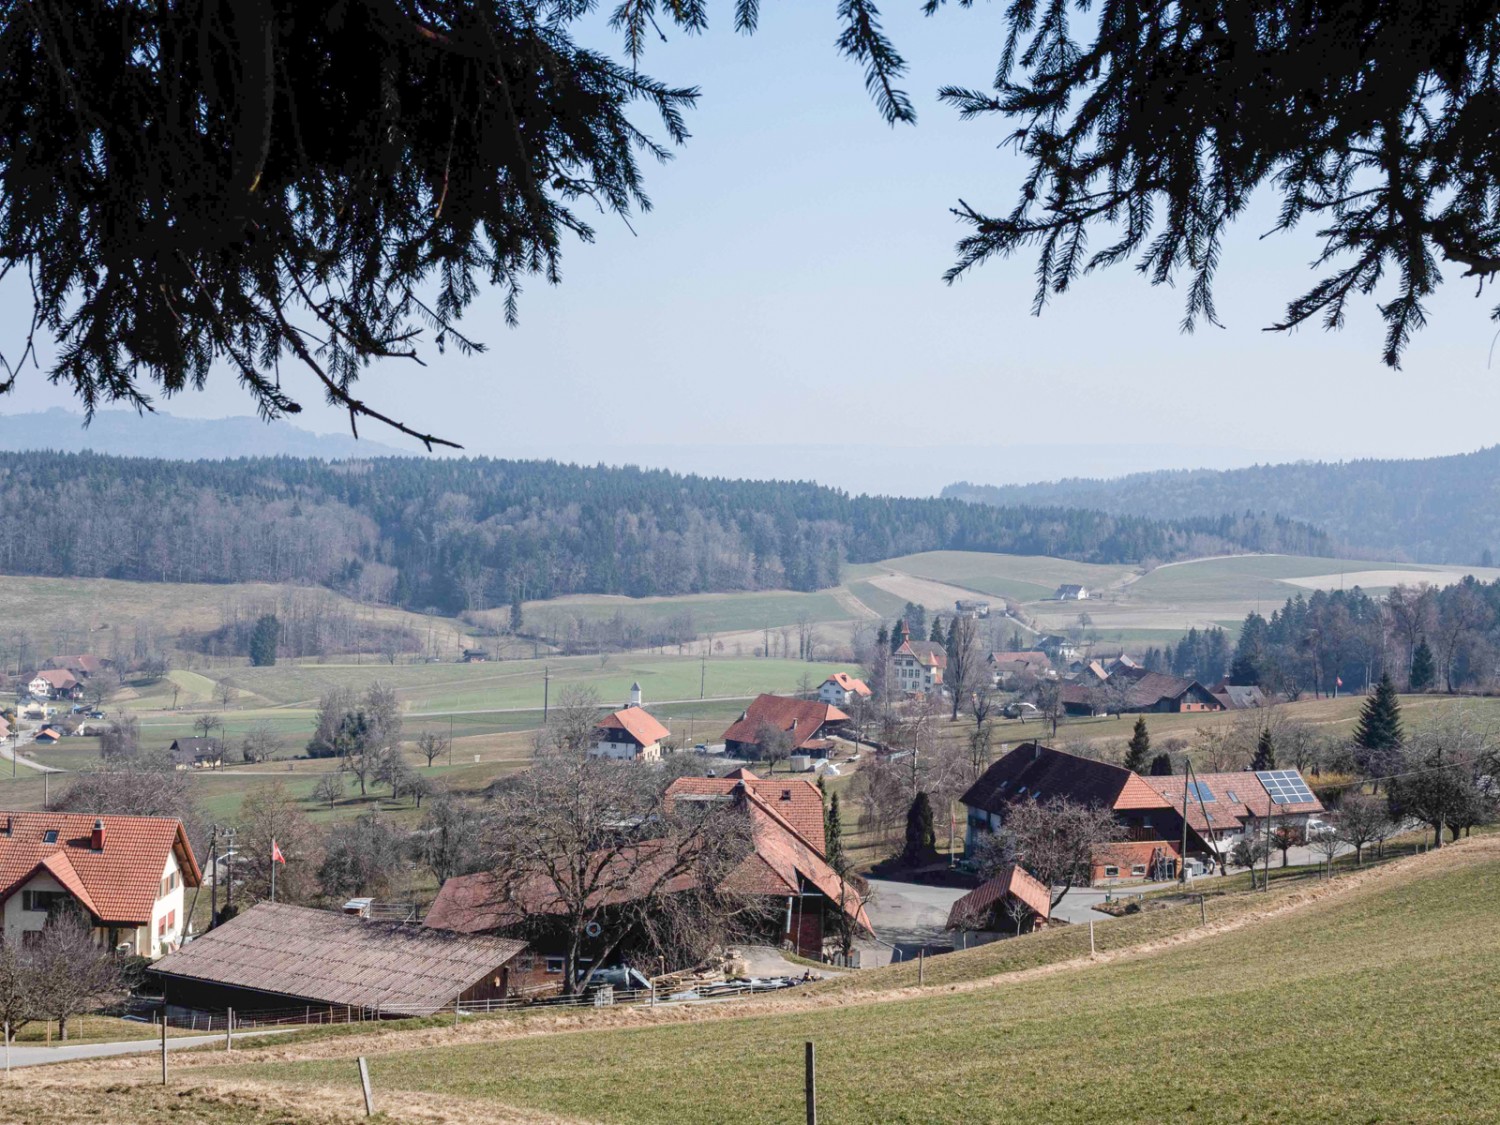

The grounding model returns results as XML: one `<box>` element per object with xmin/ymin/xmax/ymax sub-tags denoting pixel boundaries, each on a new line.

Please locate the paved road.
<box><xmin>2</xmin><ymin>1028</ymin><xmax>293</xmax><ymax>1068</ymax></box>
<box><xmin>0</xmin><ymin>729</ymin><xmax>61</xmax><ymax>773</ymax></box>
<box><xmin>862</xmin><ymin>878</ymin><xmax>970</xmax><ymax>963</ymax></box>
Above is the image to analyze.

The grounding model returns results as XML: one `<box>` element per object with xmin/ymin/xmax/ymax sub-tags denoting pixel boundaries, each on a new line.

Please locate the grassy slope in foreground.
<box><xmin>221</xmin><ymin>841</ymin><xmax>1500</xmax><ymax>1123</ymax></box>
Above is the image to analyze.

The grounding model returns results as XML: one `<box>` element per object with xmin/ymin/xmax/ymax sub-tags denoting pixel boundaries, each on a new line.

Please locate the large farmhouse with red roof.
<box><xmin>961</xmin><ymin>743</ymin><xmax>1324</xmax><ymax>884</ymax></box>
<box><xmin>721</xmin><ymin>695</ymin><xmax>849</xmax><ymax>759</ymax></box>
<box><xmin>0</xmin><ymin>812</ymin><xmax>201</xmax><ymax>957</ymax></box>
<box><xmin>592</xmin><ymin>706</ymin><xmax>672</xmax><ymax>762</ymax></box>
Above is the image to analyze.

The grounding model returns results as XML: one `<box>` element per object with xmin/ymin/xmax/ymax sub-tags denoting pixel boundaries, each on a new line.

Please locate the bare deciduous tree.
<box><xmin>1333</xmin><ymin>792</ymin><xmax>1393</xmax><ymax>865</ymax></box>
<box><xmin>240</xmin><ymin>723</ymin><xmax>281</xmax><ymax>764</ymax></box>
<box><xmin>417</xmin><ymin>730</ymin><xmax>451</xmax><ymax>769</ymax></box>
<box><xmin>1004</xmin><ymin>797</ymin><xmax>1122</xmax><ymax>907</ymax></box>
<box><xmin>487</xmin><ymin>756</ymin><xmax>762</xmax><ymax>993</ymax></box>
<box><xmin>312</xmin><ymin>772</ymin><xmax>344</xmax><ymax>809</ymax></box>
<box><xmin>550</xmin><ymin>685</ymin><xmax>603</xmax><ymax>756</ymax></box>
<box><xmin>29</xmin><ymin>910</ymin><xmax>126</xmax><ymax>1039</ymax></box>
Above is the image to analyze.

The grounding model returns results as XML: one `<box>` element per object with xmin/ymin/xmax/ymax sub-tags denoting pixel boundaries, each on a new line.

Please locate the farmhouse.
<box><xmin>987</xmin><ymin>650</ymin><xmax>1052</xmax><ymax>685</ymax></box>
<box><xmin>721</xmin><ymin>695</ymin><xmax>848</xmax><ymax>758</ymax></box>
<box><xmin>426</xmin><ymin>772</ymin><xmax>867</xmax><ymax>960</ymax></box>
<box><xmin>46</xmin><ymin>654</ymin><xmax>106</xmax><ymax>680</ymax></box>
<box><xmin>1211</xmin><ymin>684</ymin><xmax>1268</xmax><ymax>711</ymax></box>
<box><xmin>151</xmin><ymin>902</ymin><xmax>539</xmax><ymax>1019</ymax></box>
<box><xmin>960</xmin><ymin>743</ymin><xmax>1207</xmax><ymax>880</ymax></box>
<box><xmin>1054</xmin><ymin>584</ymin><xmax>1089</xmax><ymax>601</ymax></box>
<box><xmin>953</xmin><ymin>598</ymin><xmax>991</xmax><ymax>618</ymax></box>
<box><xmin>946</xmin><ymin>865</ymin><xmax>1052</xmax><ymax>934</ymax></box>
<box><xmin>32</xmin><ymin>725</ymin><xmax>64</xmax><ymax>744</ymax></box>
<box><xmin>0</xmin><ymin>812</ymin><xmax>200</xmax><ymax>957</ymax></box>
<box><xmin>1141</xmin><ymin>771</ymin><xmax>1325</xmax><ymax>860</ymax></box>
<box><xmin>27</xmin><ymin>669</ymin><xmax>80</xmax><ymax>700</ymax></box>
<box><xmin>817</xmin><ymin>673</ymin><xmax>871</xmax><ymax>708</ymax></box>
<box><xmin>592</xmin><ymin>706</ymin><xmax>671</xmax><ymax>762</ymax></box>
<box><xmin>1092</xmin><ymin>840</ymin><xmax>1183</xmax><ymax>884</ymax></box>
<box><xmin>1113</xmin><ymin>672</ymin><xmax>1225</xmax><ymax>714</ymax></box>
<box><xmin>169</xmin><ymin>737</ymin><xmax>224</xmax><ymax>770</ymax></box>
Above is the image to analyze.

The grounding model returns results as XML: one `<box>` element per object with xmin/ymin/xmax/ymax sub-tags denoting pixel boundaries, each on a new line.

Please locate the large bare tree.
<box><xmin>487</xmin><ymin>756</ymin><xmax>761</xmax><ymax>994</ymax></box>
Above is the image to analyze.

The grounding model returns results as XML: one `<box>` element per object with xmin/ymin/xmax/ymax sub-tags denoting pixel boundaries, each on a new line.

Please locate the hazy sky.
<box><xmin>3</xmin><ymin>5</ymin><xmax>1498</xmax><ymax>495</ymax></box>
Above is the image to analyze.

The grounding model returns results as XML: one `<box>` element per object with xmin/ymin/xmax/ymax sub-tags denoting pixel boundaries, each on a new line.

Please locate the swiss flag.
<box><xmin>1335</xmin><ymin>677</ymin><xmax>1343</xmax><ymax>687</ymax></box>
<box><xmin>271</xmin><ymin>839</ymin><xmax>286</xmax><ymax>865</ymax></box>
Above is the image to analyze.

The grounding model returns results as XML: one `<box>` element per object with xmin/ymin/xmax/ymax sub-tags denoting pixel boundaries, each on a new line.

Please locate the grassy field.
<box><xmin>515</xmin><ymin>589</ymin><xmax>858</xmax><ymax>635</ymax></box>
<box><xmin>130</xmin><ymin>837</ymin><xmax>1500</xmax><ymax>1123</ymax></box>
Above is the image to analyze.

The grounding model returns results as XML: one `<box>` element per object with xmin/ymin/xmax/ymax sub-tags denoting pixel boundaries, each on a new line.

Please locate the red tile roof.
<box><xmin>1093</xmin><ymin>839</ymin><xmax>1181</xmax><ymax>873</ymax></box>
<box><xmin>1142</xmin><ymin>772</ymin><xmax>1323</xmax><ymax>828</ymax></box>
<box><xmin>895</xmin><ymin>640</ymin><xmax>947</xmax><ymax>668</ymax></box>
<box><xmin>960</xmin><ymin>743</ymin><xmax>1174</xmax><ymax>815</ymax></box>
<box><xmin>0</xmin><ymin>812</ymin><xmax>200</xmax><ymax>925</ymax></box>
<box><xmin>946</xmin><ymin>865</ymin><xmax>1052</xmax><ymax>929</ymax></box>
<box><xmin>667</xmin><ymin>770</ymin><xmax>826</xmax><ymax>854</ymax></box>
<box><xmin>721</xmin><ymin>695</ymin><xmax>848</xmax><ymax>753</ymax></box>
<box><xmin>48</xmin><ymin>655</ymin><xmax>105</xmax><ymax>677</ymax></box>
<box><xmin>34</xmin><ymin>669</ymin><xmax>78</xmax><ymax>691</ymax></box>
<box><xmin>595</xmin><ymin>707</ymin><xmax>670</xmax><ymax>747</ymax></box>
<box><xmin>822</xmin><ymin>673</ymin><xmax>871</xmax><ymax>697</ymax></box>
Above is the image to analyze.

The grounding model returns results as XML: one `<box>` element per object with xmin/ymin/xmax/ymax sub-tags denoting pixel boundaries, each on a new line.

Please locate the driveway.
<box><xmin>861</xmin><ymin>878</ymin><xmax>971</xmax><ymax>964</ymax></box>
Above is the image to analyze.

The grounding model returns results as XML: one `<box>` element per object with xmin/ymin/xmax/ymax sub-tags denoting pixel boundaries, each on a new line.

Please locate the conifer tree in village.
<box><xmin>825</xmin><ymin>792</ymin><xmax>847</xmax><ymax>874</ymax></box>
<box><xmin>1355</xmin><ymin>673</ymin><xmax>1405</xmax><ymax>757</ymax></box>
<box><xmin>1408</xmin><ymin>640</ymin><xmax>1437</xmax><ymax>693</ymax></box>
<box><xmin>1252</xmin><ymin>728</ymin><xmax>1276</xmax><ymax>771</ymax></box>
<box><xmin>903</xmin><ymin>792</ymin><xmax>937</xmax><ymax>865</ymax></box>
<box><xmin>1149</xmin><ymin>752</ymin><xmax>1174</xmax><ymax>777</ymax></box>
<box><xmin>930</xmin><ymin>616</ymin><xmax>946</xmax><ymax>644</ymax></box>
<box><xmin>1123</xmin><ymin>717</ymin><xmax>1151</xmax><ymax>774</ymax></box>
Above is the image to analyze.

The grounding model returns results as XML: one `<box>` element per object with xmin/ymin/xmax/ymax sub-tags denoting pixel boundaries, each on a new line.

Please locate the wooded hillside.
<box><xmin>0</xmin><ymin>453</ymin><xmax>1330</xmax><ymax>613</ymax></box>
<box><xmin>944</xmin><ymin>447</ymin><xmax>1500</xmax><ymax>565</ymax></box>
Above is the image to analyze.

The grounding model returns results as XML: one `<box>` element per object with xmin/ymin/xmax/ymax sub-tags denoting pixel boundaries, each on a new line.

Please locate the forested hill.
<box><xmin>944</xmin><ymin>446</ymin><xmax>1500</xmax><ymax>566</ymax></box>
<box><xmin>0</xmin><ymin>453</ymin><xmax>1329</xmax><ymax>613</ymax></box>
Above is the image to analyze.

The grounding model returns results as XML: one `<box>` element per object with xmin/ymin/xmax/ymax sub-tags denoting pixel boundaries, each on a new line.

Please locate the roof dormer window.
<box><xmin>42</xmin><ymin>829</ymin><xmax>58</xmax><ymax>844</ymax></box>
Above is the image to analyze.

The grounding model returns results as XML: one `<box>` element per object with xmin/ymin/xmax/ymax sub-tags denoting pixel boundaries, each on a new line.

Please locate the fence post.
<box><xmin>4</xmin><ymin>1020</ymin><xmax>9</xmax><ymax>1075</ymax></box>
<box><xmin>454</xmin><ymin>997</ymin><xmax>461</xmax><ymax>1028</ymax></box>
<box><xmin>1089</xmin><ymin>920</ymin><xmax>1096</xmax><ymax>957</ymax></box>
<box><xmin>917</xmin><ymin>950</ymin><xmax>925</xmax><ymax>986</ymax></box>
<box><xmin>160</xmin><ymin>1014</ymin><xmax>168</xmax><ymax>1086</ymax></box>
<box><xmin>1198</xmin><ymin>895</ymin><xmax>1207</xmax><ymax>925</ymax></box>
<box><xmin>358</xmin><ymin>1056</ymin><xmax>374</xmax><ymax>1116</ymax></box>
<box><xmin>804</xmin><ymin>1041</ymin><xmax>817</xmax><ymax>1125</ymax></box>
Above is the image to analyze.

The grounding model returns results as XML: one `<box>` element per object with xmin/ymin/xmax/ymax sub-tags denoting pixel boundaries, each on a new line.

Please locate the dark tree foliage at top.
<box><xmin>938</xmin><ymin>1</ymin><xmax>1500</xmax><ymax>366</ymax></box>
<box><xmin>0</xmin><ymin>1</ymin><xmax>909</xmax><ymax>444</ymax></box>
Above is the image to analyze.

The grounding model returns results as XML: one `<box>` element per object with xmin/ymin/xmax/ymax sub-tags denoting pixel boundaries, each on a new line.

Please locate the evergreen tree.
<box><xmin>876</xmin><ymin>624</ymin><xmax>889</xmax><ymax>653</ymax></box>
<box><xmin>1123</xmin><ymin>717</ymin><xmax>1151</xmax><ymax>773</ymax></box>
<box><xmin>509</xmin><ymin>597</ymin><xmax>524</xmax><ymax>633</ymax></box>
<box><xmin>825</xmin><ymin>792</ymin><xmax>847</xmax><ymax>872</ymax></box>
<box><xmin>1408</xmin><ymin>640</ymin><xmax>1436</xmax><ymax>693</ymax></box>
<box><xmin>1252</xmin><ymin>727</ymin><xmax>1276</xmax><ymax>770</ymax></box>
<box><xmin>1354</xmin><ymin>673</ymin><xmax>1404</xmax><ymax>751</ymax></box>
<box><xmin>930</xmin><ymin>615</ymin><xmax>946</xmax><ymax>643</ymax></box>
<box><xmin>1148</xmin><ymin>752</ymin><xmax>1174</xmax><ymax>776</ymax></box>
<box><xmin>248</xmin><ymin>614</ymin><xmax>279</xmax><ymax>667</ymax></box>
<box><xmin>903</xmin><ymin>792</ymin><xmax>936</xmax><ymax>863</ymax></box>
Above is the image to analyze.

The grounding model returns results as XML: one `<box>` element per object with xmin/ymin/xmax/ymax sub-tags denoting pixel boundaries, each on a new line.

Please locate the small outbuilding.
<box><xmin>151</xmin><ymin>902</ymin><xmax>540</xmax><ymax>1020</ymax></box>
<box><xmin>946</xmin><ymin>865</ymin><xmax>1052</xmax><ymax>935</ymax></box>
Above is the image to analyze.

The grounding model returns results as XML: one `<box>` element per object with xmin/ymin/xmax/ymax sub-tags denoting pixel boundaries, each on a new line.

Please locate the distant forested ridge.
<box><xmin>943</xmin><ymin>447</ymin><xmax>1500</xmax><ymax>565</ymax></box>
<box><xmin>0</xmin><ymin>453</ymin><xmax>1329</xmax><ymax>613</ymax></box>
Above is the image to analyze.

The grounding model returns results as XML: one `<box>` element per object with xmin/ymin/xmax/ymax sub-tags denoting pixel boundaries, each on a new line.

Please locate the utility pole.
<box><xmin>1179</xmin><ymin>767</ymin><xmax>1191</xmax><ymax>883</ymax></box>
<box><xmin>543</xmin><ymin>666</ymin><xmax>550</xmax><ymax>723</ymax></box>
<box><xmin>209</xmin><ymin>825</ymin><xmax>219</xmax><ymax>929</ymax></box>
<box><xmin>449</xmin><ymin>714</ymin><xmax>454</xmax><ymax>767</ymax></box>
<box><xmin>700</xmin><ymin>652</ymin><xmax>706</xmax><ymax>700</ymax></box>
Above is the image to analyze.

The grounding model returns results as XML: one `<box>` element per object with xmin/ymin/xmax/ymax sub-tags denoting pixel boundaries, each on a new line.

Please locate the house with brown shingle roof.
<box><xmin>1115</xmin><ymin>672</ymin><xmax>1224</xmax><ymax>714</ymax></box>
<box><xmin>960</xmin><ymin>743</ymin><xmax>1206</xmax><ymax>881</ymax></box>
<box><xmin>721</xmin><ymin>695</ymin><xmax>849</xmax><ymax>758</ymax></box>
<box><xmin>0</xmin><ymin>812</ymin><xmax>200</xmax><ymax>958</ymax></box>
<box><xmin>592</xmin><ymin>707</ymin><xmax>671</xmax><ymax>762</ymax></box>
<box><xmin>28</xmin><ymin>669</ymin><xmax>80</xmax><ymax>700</ymax></box>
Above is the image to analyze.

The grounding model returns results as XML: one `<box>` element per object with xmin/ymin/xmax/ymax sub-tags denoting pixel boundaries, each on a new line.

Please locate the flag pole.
<box><xmin>271</xmin><ymin>841</ymin><xmax>277</xmax><ymax>904</ymax></box>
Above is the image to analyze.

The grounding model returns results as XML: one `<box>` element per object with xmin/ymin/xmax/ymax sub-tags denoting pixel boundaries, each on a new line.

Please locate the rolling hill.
<box><xmin>945</xmin><ymin>445</ymin><xmax>1500</xmax><ymax>566</ymax></box>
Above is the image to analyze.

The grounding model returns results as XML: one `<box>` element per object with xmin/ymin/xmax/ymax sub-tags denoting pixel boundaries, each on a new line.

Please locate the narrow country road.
<box><xmin>2</xmin><ymin>1028</ymin><xmax>294</xmax><ymax>1068</ymax></box>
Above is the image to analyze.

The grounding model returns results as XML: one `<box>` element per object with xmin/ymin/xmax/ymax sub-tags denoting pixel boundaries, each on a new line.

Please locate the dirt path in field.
<box><xmin>47</xmin><ymin>836</ymin><xmax>1495</xmax><ymax>1125</ymax></box>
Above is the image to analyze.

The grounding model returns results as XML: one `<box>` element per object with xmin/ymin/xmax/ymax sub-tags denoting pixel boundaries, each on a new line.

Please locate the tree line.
<box><xmin>0</xmin><ymin>452</ymin><xmax>1329</xmax><ymax>614</ymax></box>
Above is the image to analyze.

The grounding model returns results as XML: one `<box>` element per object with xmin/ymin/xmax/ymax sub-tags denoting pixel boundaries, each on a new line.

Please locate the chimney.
<box><xmin>2</xmin><ymin>816</ymin><xmax>9</xmax><ymax>837</ymax></box>
<box><xmin>91</xmin><ymin>818</ymin><xmax>105</xmax><ymax>851</ymax></box>
<box><xmin>1033</xmin><ymin>742</ymin><xmax>1041</xmax><ymax>761</ymax></box>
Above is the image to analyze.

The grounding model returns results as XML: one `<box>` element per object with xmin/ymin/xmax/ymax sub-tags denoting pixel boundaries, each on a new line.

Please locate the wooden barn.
<box><xmin>150</xmin><ymin>902</ymin><xmax>540</xmax><ymax>1020</ymax></box>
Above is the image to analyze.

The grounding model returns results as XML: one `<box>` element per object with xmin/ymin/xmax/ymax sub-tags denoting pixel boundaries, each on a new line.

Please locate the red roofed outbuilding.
<box><xmin>946</xmin><ymin>865</ymin><xmax>1052</xmax><ymax>934</ymax></box>
<box><xmin>721</xmin><ymin>695</ymin><xmax>849</xmax><ymax>758</ymax></box>
<box><xmin>0</xmin><ymin>812</ymin><xmax>200</xmax><ymax>957</ymax></box>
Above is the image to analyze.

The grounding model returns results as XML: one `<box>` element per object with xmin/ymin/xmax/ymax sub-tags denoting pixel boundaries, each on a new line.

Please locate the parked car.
<box><xmin>1305</xmin><ymin>817</ymin><xmax>1335</xmax><ymax>836</ymax></box>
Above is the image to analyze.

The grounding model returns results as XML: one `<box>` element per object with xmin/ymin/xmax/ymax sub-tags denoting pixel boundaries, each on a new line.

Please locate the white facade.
<box><xmin>818</xmin><ymin>679</ymin><xmax>866</xmax><ymax>707</ymax></box>
<box><xmin>591</xmin><ymin>736</ymin><xmax>662</xmax><ymax>762</ymax></box>
<box><xmin>892</xmin><ymin>653</ymin><xmax>939</xmax><ymax>693</ymax></box>
<box><xmin>26</xmin><ymin>675</ymin><xmax>51</xmax><ymax>699</ymax></box>
<box><xmin>0</xmin><ymin>851</ymin><xmax>185</xmax><ymax>958</ymax></box>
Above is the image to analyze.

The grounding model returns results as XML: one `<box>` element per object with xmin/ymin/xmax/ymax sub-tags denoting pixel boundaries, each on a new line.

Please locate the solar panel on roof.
<box><xmin>1187</xmin><ymin>781</ymin><xmax>1216</xmax><ymax>803</ymax></box>
<box><xmin>1256</xmin><ymin>770</ymin><xmax>1315</xmax><ymax>805</ymax></box>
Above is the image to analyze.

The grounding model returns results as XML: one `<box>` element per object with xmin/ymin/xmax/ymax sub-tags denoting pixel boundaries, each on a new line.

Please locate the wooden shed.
<box><xmin>150</xmin><ymin>902</ymin><xmax>537</xmax><ymax>1020</ymax></box>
